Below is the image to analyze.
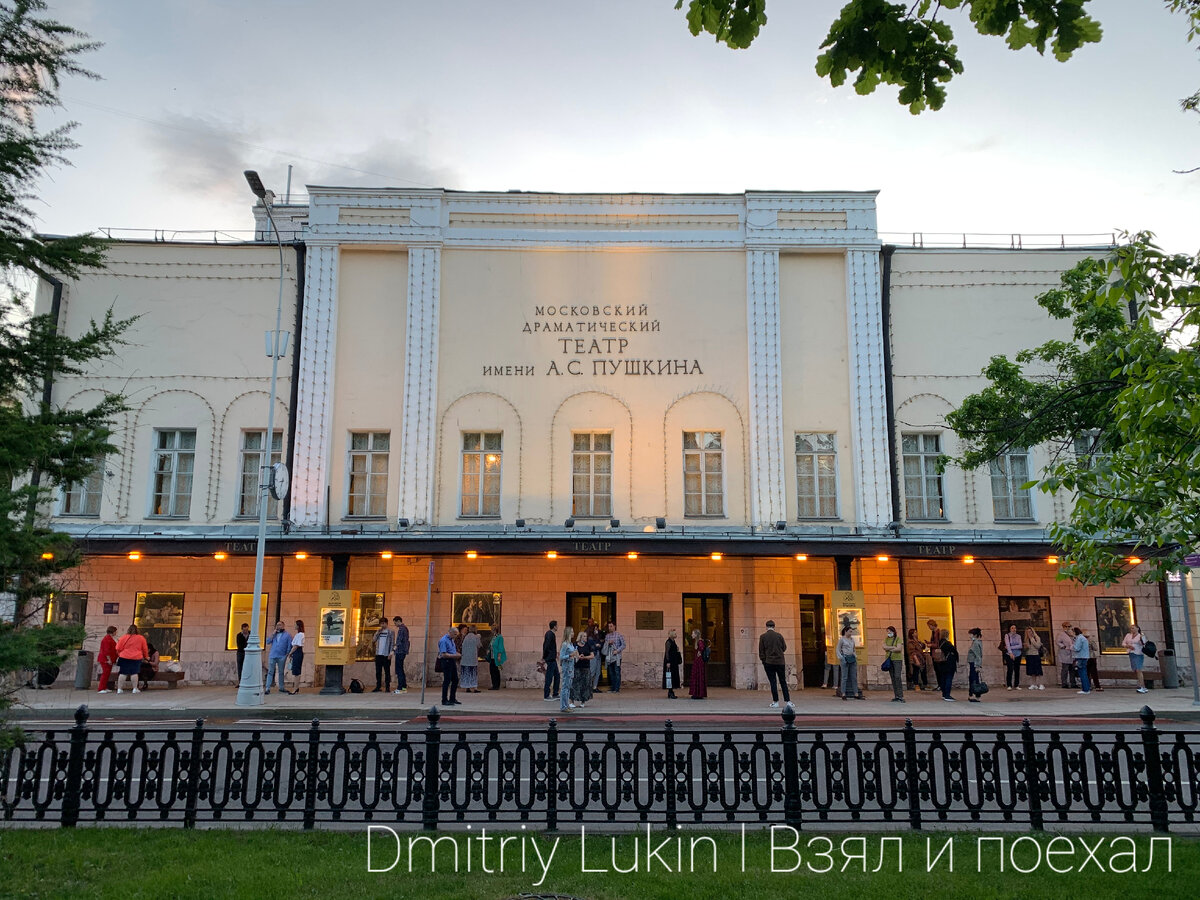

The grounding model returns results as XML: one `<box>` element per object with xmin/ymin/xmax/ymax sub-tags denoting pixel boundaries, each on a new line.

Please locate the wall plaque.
<box><xmin>635</xmin><ymin>610</ymin><xmax>664</xmax><ymax>630</ymax></box>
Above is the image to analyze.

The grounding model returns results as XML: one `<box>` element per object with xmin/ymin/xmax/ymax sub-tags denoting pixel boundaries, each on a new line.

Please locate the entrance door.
<box><xmin>682</xmin><ymin>595</ymin><xmax>730</xmax><ymax>687</ymax></box>
<box><xmin>566</xmin><ymin>593</ymin><xmax>616</xmax><ymax>686</ymax></box>
<box><xmin>797</xmin><ymin>594</ymin><xmax>826</xmax><ymax>687</ymax></box>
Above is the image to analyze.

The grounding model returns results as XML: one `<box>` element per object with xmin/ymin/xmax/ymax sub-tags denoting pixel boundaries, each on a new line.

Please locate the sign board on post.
<box><xmin>830</xmin><ymin>589</ymin><xmax>868</xmax><ymax>665</ymax></box>
<box><xmin>315</xmin><ymin>589</ymin><xmax>360</xmax><ymax>667</ymax></box>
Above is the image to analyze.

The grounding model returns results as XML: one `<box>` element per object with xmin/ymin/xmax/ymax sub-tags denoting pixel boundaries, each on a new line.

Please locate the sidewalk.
<box><xmin>10</xmin><ymin>681</ymin><xmax>1200</xmax><ymax>723</ymax></box>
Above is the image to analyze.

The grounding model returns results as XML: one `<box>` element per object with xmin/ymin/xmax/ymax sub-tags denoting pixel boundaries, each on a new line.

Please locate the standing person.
<box><xmin>437</xmin><ymin>624</ymin><xmax>462</xmax><ymax>706</ymax></box>
<box><xmin>572</xmin><ymin>631</ymin><xmax>593</xmax><ymax>708</ymax></box>
<box><xmin>542</xmin><ymin>620</ymin><xmax>560</xmax><ymax>701</ymax></box>
<box><xmin>837</xmin><ymin>626</ymin><xmax>859</xmax><ymax>700</ymax></box>
<box><xmin>758</xmin><ymin>620</ymin><xmax>791</xmax><ymax>708</ymax></box>
<box><xmin>97</xmin><ymin>625</ymin><xmax>118</xmax><ymax>693</ymax></box>
<box><xmin>603</xmin><ymin>622</ymin><xmax>627</xmax><ymax>693</ymax></box>
<box><xmin>372</xmin><ymin>620</ymin><xmax>393</xmax><ymax>692</ymax></box>
<box><xmin>905</xmin><ymin>628</ymin><xmax>928</xmax><ymax>691</ymax></box>
<box><xmin>967</xmin><ymin>627</ymin><xmax>984</xmax><ymax>702</ymax></box>
<box><xmin>114</xmin><ymin>625</ymin><xmax>148</xmax><ymax>695</ymax></box>
<box><xmin>234</xmin><ymin>622</ymin><xmax>250</xmax><ymax>686</ymax></box>
<box><xmin>588</xmin><ymin>624</ymin><xmax>603</xmax><ymax>691</ymax></box>
<box><xmin>1003</xmin><ymin>624</ymin><xmax>1024</xmax><ymax>690</ymax></box>
<box><xmin>286</xmin><ymin>620</ymin><xmax>305</xmax><ymax>695</ymax></box>
<box><xmin>1072</xmin><ymin>626</ymin><xmax>1092</xmax><ymax>694</ymax></box>
<box><xmin>1123</xmin><ymin>624</ymin><xmax>1149</xmax><ymax>693</ymax></box>
<box><xmin>392</xmin><ymin>616</ymin><xmax>410</xmax><ymax>694</ymax></box>
<box><xmin>265</xmin><ymin>621</ymin><xmax>291</xmax><ymax>696</ymax></box>
<box><xmin>460</xmin><ymin>625</ymin><xmax>481</xmax><ymax>693</ymax></box>
<box><xmin>486</xmin><ymin>625</ymin><xmax>506</xmax><ymax>690</ymax></box>
<box><xmin>559</xmin><ymin>626</ymin><xmax>578</xmax><ymax>711</ymax></box>
<box><xmin>663</xmin><ymin>628</ymin><xmax>682</xmax><ymax>699</ymax></box>
<box><xmin>1023</xmin><ymin>626</ymin><xmax>1045</xmax><ymax>690</ymax></box>
<box><xmin>938</xmin><ymin>634</ymin><xmax>959</xmax><ymax>701</ymax></box>
<box><xmin>926</xmin><ymin>619</ymin><xmax>946</xmax><ymax>696</ymax></box>
<box><xmin>1083</xmin><ymin>627</ymin><xmax>1103</xmax><ymax>691</ymax></box>
<box><xmin>689</xmin><ymin>628</ymin><xmax>708</xmax><ymax>700</ymax></box>
<box><xmin>882</xmin><ymin>626</ymin><xmax>904</xmax><ymax>702</ymax></box>
<box><xmin>1056</xmin><ymin>621</ymin><xmax>1078</xmax><ymax>689</ymax></box>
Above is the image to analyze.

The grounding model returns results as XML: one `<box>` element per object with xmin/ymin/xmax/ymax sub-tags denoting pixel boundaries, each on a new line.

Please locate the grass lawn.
<box><xmin>1</xmin><ymin>828</ymin><xmax>1195</xmax><ymax>899</ymax></box>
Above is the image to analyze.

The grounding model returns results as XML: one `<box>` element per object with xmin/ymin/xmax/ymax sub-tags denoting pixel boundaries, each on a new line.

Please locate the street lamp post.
<box><xmin>236</xmin><ymin>170</ymin><xmax>289</xmax><ymax>707</ymax></box>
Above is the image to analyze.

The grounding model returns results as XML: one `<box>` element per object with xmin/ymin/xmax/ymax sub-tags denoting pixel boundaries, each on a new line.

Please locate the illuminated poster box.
<box><xmin>316</xmin><ymin>589</ymin><xmax>361</xmax><ymax>666</ymax></box>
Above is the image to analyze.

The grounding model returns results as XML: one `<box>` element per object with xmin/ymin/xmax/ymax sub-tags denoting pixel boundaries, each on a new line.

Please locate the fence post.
<box><xmin>1021</xmin><ymin>717</ymin><xmax>1044</xmax><ymax>831</ymax></box>
<box><xmin>781</xmin><ymin>706</ymin><xmax>801</xmax><ymax>828</ymax></box>
<box><xmin>1140</xmin><ymin>706</ymin><xmax>1170</xmax><ymax>833</ymax></box>
<box><xmin>60</xmin><ymin>704</ymin><xmax>89</xmax><ymax>829</ymax></box>
<box><xmin>183</xmin><ymin>716</ymin><xmax>205</xmax><ymax>829</ymax></box>
<box><xmin>664</xmin><ymin>719</ymin><xmax>677</xmax><ymax>830</ymax></box>
<box><xmin>303</xmin><ymin>718</ymin><xmax>320</xmax><ymax>831</ymax></box>
<box><xmin>422</xmin><ymin>707</ymin><xmax>442</xmax><ymax>830</ymax></box>
<box><xmin>546</xmin><ymin>718</ymin><xmax>558</xmax><ymax>832</ymax></box>
<box><xmin>903</xmin><ymin>718</ymin><xmax>921</xmax><ymax>831</ymax></box>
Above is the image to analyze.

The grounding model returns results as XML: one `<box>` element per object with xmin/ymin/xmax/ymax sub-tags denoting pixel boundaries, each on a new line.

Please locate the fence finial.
<box><xmin>73</xmin><ymin>704</ymin><xmax>89</xmax><ymax>728</ymax></box>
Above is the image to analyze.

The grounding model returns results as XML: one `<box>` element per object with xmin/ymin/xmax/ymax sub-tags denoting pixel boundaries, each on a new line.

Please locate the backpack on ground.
<box><xmin>348</xmin><ymin>678</ymin><xmax>364</xmax><ymax>693</ymax></box>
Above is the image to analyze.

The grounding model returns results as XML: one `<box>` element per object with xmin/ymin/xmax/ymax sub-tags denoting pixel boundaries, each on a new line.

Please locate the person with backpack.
<box><xmin>1123</xmin><ymin>624</ymin><xmax>1150</xmax><ymax>693</ymax></box>
<box><xmin>882</xmin><ymin>625</ymin><xmax>904</xmax><ymax>702</ymax></box>
<box><xmin>688</xmin><ymin>628</ymin><xmax>708</xmax><ymax>700</ymax></box>
<box><xmin>967</xmin><ymin>627</ymin><xmax>985</xmax><ymax>703</ymax></box>
<box><xmin>1072</xmin><ymin>626</ymin><xmax>1092</xmax><ymax>694</ymax></box>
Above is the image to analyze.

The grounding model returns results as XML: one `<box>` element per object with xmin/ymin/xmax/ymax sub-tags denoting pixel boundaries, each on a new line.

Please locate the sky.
<box><xmin>32</xmin><ymin>0</ymin><xmax>1200</xmax><ymax>252</ymax></box>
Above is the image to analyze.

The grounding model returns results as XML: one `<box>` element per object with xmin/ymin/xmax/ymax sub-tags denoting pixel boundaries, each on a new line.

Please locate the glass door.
<box><xmin>682</xmin><ymin>594</ymin><xmax>730</xmax><ymax>687</ymax></box>
<box><xmin>798</xmin><ymin>594</ymin><xmax>826</xmax><ymax>687</ymax></box>
<box><xmin>566</xmin><ymin>593</ymin><xmax>616</xmax><ymax>686</ymax></box>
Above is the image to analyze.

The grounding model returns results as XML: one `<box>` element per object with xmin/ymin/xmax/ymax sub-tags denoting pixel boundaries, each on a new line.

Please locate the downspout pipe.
<box><xmin>880</xmin><ymin>245</ymin><xmax>907</xmax><ymax>645</ymax></box>
<box><xmin>282</xmin><ymin>241</ymin><xmax>305</xmax><ymax>532</ymax></box>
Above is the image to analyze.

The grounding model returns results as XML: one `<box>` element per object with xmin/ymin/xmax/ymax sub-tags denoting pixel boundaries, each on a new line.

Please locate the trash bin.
<box><xmin>1160</xmin><ymin>648</ymin><xmax>1179</xmax><ymax>689</ymax></box>
<box><xmin>74</xmin><ymin>649</ymin><xmax>94</xmax><ymax>690</ymax></box>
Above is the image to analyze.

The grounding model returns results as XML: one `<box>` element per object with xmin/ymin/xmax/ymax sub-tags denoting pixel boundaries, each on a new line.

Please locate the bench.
<box><xmin>1096</xmin><ymin>666</ymin><xmax>1157</xmax><ymax>689</ymax></box>
<box><xmin>142</xmin><ymin>671</ymin><xmax>185</xmax><ymax>689</ymax></box>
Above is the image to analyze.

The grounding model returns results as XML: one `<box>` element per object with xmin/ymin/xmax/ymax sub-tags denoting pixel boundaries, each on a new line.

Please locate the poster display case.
<box><xmin>315</xmin><ymin>589</ymin><xmax>361</xmax><ymax>666</ymax></box>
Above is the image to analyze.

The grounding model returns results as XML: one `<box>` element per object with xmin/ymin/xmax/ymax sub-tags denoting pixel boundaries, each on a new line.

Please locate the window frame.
<box><xmin>459</xmin><ymin>431</ymin><xmax>503</xmax><ymax>519</ymax></box>
<box><xmin>570</xmin><ymin>430</ymin><xmax>613</xmax><ymax>519</ymax></box>
<box><xmin>682</xmin><ymin>430</ymin><xmax>725</xmax><ymax>518</ymax></box>
<box><xmin>794</xmin><ymin>431</ymin><xmax>840</xmax><ymax>520</ymax></box>
<box><xmin>345</xmin><ymin>431</ymin><xmax>391</xmax><ymax>519</ymax></box>
<box><xmin>60</xmin><ymin>456</ymin><xmax>105</xmax><ymax>518</ymax></box>
<box><xmin>989</xmin><ymin>448</ymin><xmax>1036</xmax><ymax>522</ymax></box>
<box><xmin>236</xmin><ymin>430</ymin><xmax>283</xmax><ymax>519</ymax></box>
<box><xmin>148</xmin><ymin>429</ymin><xmax>196</xmax><ymax>519</ymax></box>
<box><xmin>901</xmin><ymin>432</ymin><xmax>946</xmax><ymax>522</ymax></box>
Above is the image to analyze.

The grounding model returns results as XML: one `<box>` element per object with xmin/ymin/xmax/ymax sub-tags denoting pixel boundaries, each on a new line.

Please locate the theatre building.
<box><xmin>36</xmin><ymin>188</ymin><xmax>1180</xmax><ymax>694</ymax></box>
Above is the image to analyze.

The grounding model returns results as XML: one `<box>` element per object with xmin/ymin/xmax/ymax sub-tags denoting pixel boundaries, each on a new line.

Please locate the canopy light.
<box><xmin>127</xmin><ymin>551</ymin><xmax>141</xmax><ymax>561</ymax></box>
<box><xmin>213</xmin><ymin>551</ymin><xmax>228</xmax><ymax>561</ymax></box>
<box><xmin>466</xmin><ymin>550</ymin><xmax>478</xmax><ymax>559</ymax></box>
<box><xmin>294</xmin><ymin>551</ymin><xmax>308</xmax><ymax>560</ymax></box>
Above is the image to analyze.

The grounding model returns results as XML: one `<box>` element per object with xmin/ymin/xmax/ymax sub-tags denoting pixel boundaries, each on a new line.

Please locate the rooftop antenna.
<box><xmin>284</xmin><ymin>164</ymin><xmax>293</xmax><ymax>205</ymax></box>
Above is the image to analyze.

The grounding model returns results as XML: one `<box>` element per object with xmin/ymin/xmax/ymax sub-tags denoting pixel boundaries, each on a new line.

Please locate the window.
<box><xmin>237</xmin><ymin>431</ymin><xmax>283</xmax><ymax>518</ymax></box>
<box><xmin>902</xmin><ymin>433</ymin><xmax>945</xmax><ymax>520</ymax></box>
<box><xmin>990</xmin><ymin>449</ymin><xmax>1033</xmax><ymax>520</ymax></box>
<box><xmin>61</xmin><ymin>456</ymin><xmax>104</xmax><ymax>517</ymax></box>
<box><xmin>1074</xmin><ymin>431</ymin><xmax>1112</xmax><ymax>469</ymax></box>
<box><xmin>683</xmin><ymin>431</ymin><xmax>724</xmax><ymax>516</ymax></box>
<box><xmin>460</xmin><ymin>432</ymin><xmax>502</xmax><ymax>517</ymax></box>
<box><xmin>571</xmin><ymin>432</ymin><xmax>612</xmax><ymax>517</ymax></box>
<box><xmin>347</xmin><ymin>432</ymin><xmax>389</xmax><ymax>517</ymax></box>
<box><xmin>150</xmin><ymin>430</ymin><xmax>195</xmax><ymax>517</ymax></box>
<box><xmin>795</xmin><ymin>432</ymin><xmax>838</xmax><ymax>518</ymax></box>
<box><xmin>46</xmin><ymin>592</ymin><xmax>86</xmax><ymax>626</ymax></box>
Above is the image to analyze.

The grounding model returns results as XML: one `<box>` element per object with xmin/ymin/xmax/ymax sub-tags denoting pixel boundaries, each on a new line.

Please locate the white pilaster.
<box><xmin>746</xmin><ymin>248</ymin><xmax>787</xmax><ymax>526</ymax></box>
<box><xmin>398</xmin><ymin>245</ymin><xmax>442</xmax><ymax>524</ymax></box>
<box><xmin>846</xmin><ymin>248</ymin><xmax>892</xmax><ymax>527</ymax></box>
<box><xmin>290</xmin><ymin>242</ymin><xmax>339</xmax><ymax>526</ymax></box>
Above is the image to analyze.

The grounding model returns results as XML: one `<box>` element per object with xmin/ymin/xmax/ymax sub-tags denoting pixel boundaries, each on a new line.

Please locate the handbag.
<box><xmin>536</xmin><ymin>659</ymin><xmax>547</xmax><ymax>674</ymax></box>
<box><xmin>881</xmin><ymin>658</ymin><xmax>893</xmax><ymax>672</ymax></box>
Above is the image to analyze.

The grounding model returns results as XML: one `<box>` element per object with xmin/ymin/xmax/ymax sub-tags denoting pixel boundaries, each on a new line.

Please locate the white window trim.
<box><xmin>147</xmin><ymin>428</ymin><xmax>196</xmax><ymax>519</ymax></box>
<box><xmin>458</xmin><ymin>431</ymin><xmax>503</xmax><ymax>519</ymax></box>
<box><xmin>794</xmin><ymin>432</ymin><xmax>840</xmax><ymax>520</ymax></box>
<box><xmin>344</xmin><ymin>430</ymin><xmax>391</xmax><ymax>519</ymax></box>
<box><xmin>235</xmin><ymin>430</ymin><xmax>283</xmax><ymax>520</ymax></box>
<box><xmin>901</xmin><ymin>432</ymin><xmax>947</xmax><ymax>522</ymax></box>
<box><xmin>58</xmin><ymin>456</ymin><xmax>105</xmax><ymax>518</ymax></box>
<box><xmin>570</xmin><ymin>430</ymin><xmax>614</xmax><ymax>520</ymax></box>
<box><xmin>990</xmin><ymin>449</ymin><xmax>1037</xmax><ymax>523</ymax></box>
<box><xmin>682</xmin><ymin>430</ymin><xmax>726</xmax><ymax>518</ymax></box>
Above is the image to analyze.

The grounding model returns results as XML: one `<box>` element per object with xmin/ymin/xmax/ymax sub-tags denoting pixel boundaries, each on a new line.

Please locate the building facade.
<box><xmin>36</xmin><ymin>188</ymin><xmax>1181</xmax><ymax>694</ymax></box>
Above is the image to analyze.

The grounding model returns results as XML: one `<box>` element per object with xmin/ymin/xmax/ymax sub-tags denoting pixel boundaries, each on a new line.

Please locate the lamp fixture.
<box><xmin>41</xmin><ymin>551</ymin><xmax>54</xmax><ymax>560</ymax></box>
<box><xmin>610</xmin><ymin>518</ymin><xmax>620</xmax><ymax>528</ymax></box>
<box><xmin>774</xmin><ymin>521</ymin><xmax>787</xmax><ymax>531</ymax></box>
<box><xmin>294</xmin><ymin>551</ymin><xmax>308</xmax><ymax>561</ymax></box>
<box><xmin>794</xmin><ymin>553</ymin><xmax>807</xmax><ymax>562</ymax></box>
<box><xmin>466</xmin><ymin>550</ymin><xmax>478</xmax><ymax>559</ymax></box>
<box><xmin>963</xmin><ymin>555</ymin><xmax>974</xmax><ymax>564</ymax></box>
<box><xmin>515</xmin><ymin>518</ymin><xmax>526</xmax><ymax>529</ymax></box>
<box><xmin>876</xmin><ymin>554</ymin><xmax>890</xmax><ymax>562</ymax></box>
<box><xmin>1047</xmin><ymin>555</ymin><xmax>1059</xmax><ymax>564</ymax></box>
<box><xmin>381</xmin><ymin>551</ymin><xmax>393</xmax><ymax>560</ymax></box>
<box><xmin>128</xmin><ymin>551</ymin><xmax>141</xmax><ymax>561</ymax></box>
<box><xmin>655</xmin><ymin>517</ymin><xmax>667</xmax><ymax>530</ymax></box>
<box><xmin>397</xmin><ymin>518</ymin><xmax>410</xmax><ymax>528</ymax></box>
<box><xmin>214</xmin><ymin>551</ymin><xmax>228</xmax><ymax>561</ymax></box>
<box><xmin>626</xmin><ymin>551</ymin><xmax>638</xmax><ymax>560</ymax></box>
<box><xmin>546</xmin><ymin>550</ymin><xmax>558</xmax><ymax>559</ymax></box>
<box><xmin>1128</xmin><ymin>556</ymin><xmax>1143</xmax><ymax>565</ymax></box>
<box><xmin>711</xmin><ymin>552</ymin><xmax>723</xmax><ymax>561</ymax></box>
<box><xmin>564</xmin><ymin>518</ymin><xmax>575</xmax><ymax>529</ymax></box>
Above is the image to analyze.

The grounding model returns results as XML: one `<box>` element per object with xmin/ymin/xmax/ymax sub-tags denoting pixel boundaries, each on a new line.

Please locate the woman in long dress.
<box><xmin>663</xmin><ymin>629</ymin><xmax>682</xmax><ymax>699</ymax></box>
<box><xmin>572</xmin><ymin>632</ymin><xmax>594</xmax><ymax>707</ymax></box>
<box><xmin>688</xmin><ymin>629</ymin><xmax>708</xmax><ymax>700</ymax></box>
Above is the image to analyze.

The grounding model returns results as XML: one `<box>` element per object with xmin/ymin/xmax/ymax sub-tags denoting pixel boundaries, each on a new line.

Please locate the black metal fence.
<box><xmin>1</xmin><ymin>705</ymin><xmax>1196</xmax><ymax>831</ymax></box>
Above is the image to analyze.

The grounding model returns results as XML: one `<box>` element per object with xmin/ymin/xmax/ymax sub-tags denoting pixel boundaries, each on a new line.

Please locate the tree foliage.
<box><xmin>0</xmin><ymin>1</ymin><xmax>129</xmax><ymax>734</ymax></box>
<box><xmin>675</xmin><ymin>0</ymin><xmax>1200</xmax><ymax>114</ymax></box>
<box><xmin>945</xmin><ymin>233</ymin><xmax>1200</xmax><ymax>585</ymax></box>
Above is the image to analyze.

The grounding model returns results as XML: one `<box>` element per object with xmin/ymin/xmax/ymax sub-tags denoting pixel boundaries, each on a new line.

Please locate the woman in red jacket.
<box><xmin>97</xmin><ymin>625</ymin><xmax>118</xmax><ymax>693</ymax></box>
<box><xmin>114</xmin><ymin>625</ymin><xmax>149</xmax><ymax>694</ymax></box>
